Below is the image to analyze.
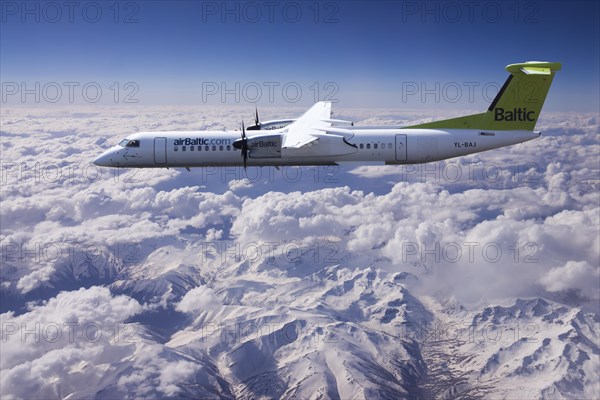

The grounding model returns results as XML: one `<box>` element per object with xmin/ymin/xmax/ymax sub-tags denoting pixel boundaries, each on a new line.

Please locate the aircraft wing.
<box><xmin>282</xmin><ymin>101</ymin><xmax>332</xmax><ymax>148</ymax></box>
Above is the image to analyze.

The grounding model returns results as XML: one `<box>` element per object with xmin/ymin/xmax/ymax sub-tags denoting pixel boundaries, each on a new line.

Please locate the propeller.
<box><xmin>233</xmin><ymin>119</ymin><xmax>249</xmax><ymax>169</ymax></box>
<box><xmin>254</xmin><ymin>107</ymin><xmax>260</xmax><ymax>127</ymax></box>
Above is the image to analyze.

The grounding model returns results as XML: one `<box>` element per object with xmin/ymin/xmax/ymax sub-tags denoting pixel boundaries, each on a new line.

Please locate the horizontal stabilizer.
<box><xmin>315</xmin><ymin>126</ymin><xmax>354</xmax><ymax>138</ymax></box>
<box><xmin>322</xmin><ymin>118</ymin><xmax>354</xmax><ymax>126</ymax></box>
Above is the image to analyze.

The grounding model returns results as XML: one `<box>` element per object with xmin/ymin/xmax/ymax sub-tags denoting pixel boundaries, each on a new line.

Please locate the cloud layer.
<box><xmin>1</xmin><ymin>106</ymin><xmax>598</xmax><ymax>398</ymax></box>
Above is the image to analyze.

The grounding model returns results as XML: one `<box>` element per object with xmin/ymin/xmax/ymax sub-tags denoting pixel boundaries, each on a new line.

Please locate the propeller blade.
<box><xmin>240</xmin><ymin>119</ymin><xmax>248</xmax><ymax>170</ymax></box>
<box><xmin>255</xmin><ymin>107</ymin><xmax>260</xmax><ymax>126</ymax></box>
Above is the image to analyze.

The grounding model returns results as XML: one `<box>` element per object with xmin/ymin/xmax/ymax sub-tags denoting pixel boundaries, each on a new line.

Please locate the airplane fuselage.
<box><xmin>94</xmin><ymin>128</ymin><xmax>540</xmax><ymax>168</ymax></box>
<box><xmin>93</xmin><ymin>62</ymin><xmax>560</xmax><ymax>170</ymax></box>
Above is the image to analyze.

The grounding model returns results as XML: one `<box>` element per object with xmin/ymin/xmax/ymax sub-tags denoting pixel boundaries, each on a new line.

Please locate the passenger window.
<box><xmin>367</xmin><ymin>143</ymin><xmax>371</xmax><ymax>149</ymax></box>
<box><xmin>219</xmin><ymin>145</ymin><xmax>223</xmax><ymax>151</ymax></box>
<box><xmin>190</xmin><ymin>146</ymin><xmax>194</xmax><ymax>151</ymax></box>
<box><xmin>182</xmin><ymin>146</ymin><xmax>186</xmax><ymax>151</ymax></box>
<box><xmin>227</xmin><ymin>145</ymin><xmax>231</xmax><ymax>151</ymax></box>
<box><xmin>199</xmin><ymin>145</ymin><xmax>202</xmax><ymax>151</ymax></box>
<box><xmin>374</xmin><ymin>143</ymin><xmax>378</xmax><ymax>149</ymax></box>
<box><xmin>205</xmin><ymin>146</ymin><xmax>209</xmax><ymax>151</ymax></box>
<box><xmin>212</xmin><ymin>145</ymin><xmax>216</xmax><ymax>151</ymax></box>
<box><xmin>174</xmin><ymin>146</ymin><xmax>178</xmax><ymax>151</ymax></box>
<box><xmin>359</xmin><ymin>143</ymin><xmax>364</xmax><ymax>149</ymax></box>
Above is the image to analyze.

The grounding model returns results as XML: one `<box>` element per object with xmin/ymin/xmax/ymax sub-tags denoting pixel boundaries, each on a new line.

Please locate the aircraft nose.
<box><xmin>93</xmin><ymin>149</ymin><xmax>116</xmax><ymax>167</ymax></box>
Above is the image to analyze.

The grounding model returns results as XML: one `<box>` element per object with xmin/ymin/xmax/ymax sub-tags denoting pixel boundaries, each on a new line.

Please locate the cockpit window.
<box><xmin>119</xmin><ymin>139</ymin><xmax>140</xmax><ymax>147</ymax></box>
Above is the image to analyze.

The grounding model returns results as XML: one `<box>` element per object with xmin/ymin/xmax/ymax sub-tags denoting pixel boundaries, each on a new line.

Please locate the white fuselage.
<box><xmin>93</xmin><ymin>128</ymin><xmax>540</xmax><ymax>168</ymax></box>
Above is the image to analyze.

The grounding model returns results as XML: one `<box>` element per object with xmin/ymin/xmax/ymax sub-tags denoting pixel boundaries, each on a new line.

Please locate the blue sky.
<box><xmin>1</xmin><ymin>0</ymin><xmax>598</xmax><ymax>111</ymax></box>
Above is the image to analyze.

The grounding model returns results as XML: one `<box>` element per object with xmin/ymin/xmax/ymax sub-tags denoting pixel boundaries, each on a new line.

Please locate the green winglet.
<box><xmin>404</xmin><ymin>61</ymin><xmax>562</xmax><ymax>131</ymax></box>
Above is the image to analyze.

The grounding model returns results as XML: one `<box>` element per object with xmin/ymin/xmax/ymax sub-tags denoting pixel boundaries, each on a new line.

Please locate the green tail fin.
<box><xmin>404</xmin><ymin>61</ymin><xmax>562</xmax><ymax>131</ymax></box>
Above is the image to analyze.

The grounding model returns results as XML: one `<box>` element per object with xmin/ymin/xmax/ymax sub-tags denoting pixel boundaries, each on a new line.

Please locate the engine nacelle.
<box><xmin>248</xmin><ymin>134</ymin><xmax>283</xmax><ymax>158</ymax></box>
<box><xmin>246</xmin><ymin>119</ymin><xmax>295</xmax><ymax>131</ymax></box>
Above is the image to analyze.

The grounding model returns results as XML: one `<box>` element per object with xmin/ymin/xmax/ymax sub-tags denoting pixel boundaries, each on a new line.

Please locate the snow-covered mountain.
<box><xmin>419</xmin><ymin>296</ymin><xmax>599</xmax><ymax>399</ymax></box>
<box><xmin>2</xmin><ymin>250</ymin><xmax>598</xmax><ymax>399</ymax></box>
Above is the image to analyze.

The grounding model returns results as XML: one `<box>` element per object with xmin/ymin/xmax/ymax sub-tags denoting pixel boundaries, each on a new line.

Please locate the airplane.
<box><xmin>93</xmin><ymin>61</ymin><xmax>561</xmax><ymax>169</ymax></box>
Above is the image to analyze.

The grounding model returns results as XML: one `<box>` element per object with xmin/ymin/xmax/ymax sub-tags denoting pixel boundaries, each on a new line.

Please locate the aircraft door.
<box><xmin>154</xmin><ymin>137</ymin><xmax>167</xmax><ymax>164</ymax></box>
<box><xmin>395</xmin><ymin>134</ymin><xmax>407</xmax><ymax>161</ymax></box>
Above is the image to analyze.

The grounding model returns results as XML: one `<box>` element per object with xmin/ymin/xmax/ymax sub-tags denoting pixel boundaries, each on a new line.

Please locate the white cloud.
<box><xmin>0</xmin><ymin>286</ymin><xmax>142</xmax><ymax>398</ymax></box>
<box><xmin>540</xmin><ymin>261</ymin><xmax>600</xmax><ymax>296</ymax></box>
<box><xmin>228</xmin><ymin>178</ymin><xmax>254</xmax><ymax>191</ymax></box>
<box><xmin>176</xmin><ymin>286</ymin><xmax>219</xmax><ymax>313</ymax></box>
